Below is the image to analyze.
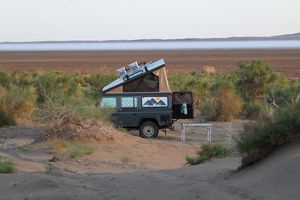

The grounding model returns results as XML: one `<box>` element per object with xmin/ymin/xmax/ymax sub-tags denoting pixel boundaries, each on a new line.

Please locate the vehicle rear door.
<box><xmin>172</xmin><ymin>92</ymin><xmax>194</xmax><ymax>119</ymax></box>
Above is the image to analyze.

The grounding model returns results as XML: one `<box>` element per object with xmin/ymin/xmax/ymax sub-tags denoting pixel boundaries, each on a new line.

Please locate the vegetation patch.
<box><xmin>69</xmin><ymin>143</ymin><xmax>98</xmax><ymax>158</ymax></box>
<box><xmin>47</xmin><ymin>139</ymin><xmax>98</xmax><ymax>158</ymax></box>
<box><xmin>236</xmin><ymin>101</ymin><xmax>300</xmax><ymax>169</ymax></box>
<box><xmin>0</xmin><ymin>61</ymin><xmax>297</xmax><ymax>128</ymax></box>
<box><xmin>201</xmin><ymin>77</ymin><xmax>243</xmax><ymax>121</ymax></box>
<box><xmin>0</xmin><ymin>109</ymin><xmax>15</xmax><ymax>127</ymax></box>
<box><xmin>186</xmin><ymin>143</ymin><xmax>231</xmax><ymax>165</ymax></box>
<box><xmin>0</xmin><ymin>160</ymin><xmax>16</xmax><ymax>173</ymax></box>
<box><xmin>120</xmin><ymin>156</ymin><xmax>129</xmax><ymax>163</ymax></box>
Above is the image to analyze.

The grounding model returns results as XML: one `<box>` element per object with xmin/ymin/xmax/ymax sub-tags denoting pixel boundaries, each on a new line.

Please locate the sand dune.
<box><xmin>226</xmin><ymin>140</ymin><xmax>300</xmax><ymax>200</ymax></box>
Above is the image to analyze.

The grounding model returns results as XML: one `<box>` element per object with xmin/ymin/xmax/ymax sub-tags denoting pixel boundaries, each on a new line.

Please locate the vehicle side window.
<box><xmin>121</xmin><ymin>97</ymin><xmax>138</xmax><ymax>108</ymax></box>
<box><xmin>100</xmin><ymin>97</ymin><xmax>117</xmax><ymax>108</ymax></box>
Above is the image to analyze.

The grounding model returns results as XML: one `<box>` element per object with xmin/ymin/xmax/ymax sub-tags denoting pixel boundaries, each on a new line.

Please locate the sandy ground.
<box><xmin>0</xmin><ymin>124</ymin><xmax>198</xmax><ymax>174</ymax></box>
<box><xmin>1</xmin><ymin>140</ymin><xmax>300</xmax><ymax>200</ymax></box>
<box><xmin>1</xmin><ymin>121</ymin><xmax>300</xmax><ymax>199</ymax></box>
<box><xmin>0</xmin><ymin>49</ymin><xmax>300</xmax><ymax>79</ymax></box>
<box><xmin>0</xmin><ymin>120</ymin><xmax>242</xmax><ymax>174</ymax></box>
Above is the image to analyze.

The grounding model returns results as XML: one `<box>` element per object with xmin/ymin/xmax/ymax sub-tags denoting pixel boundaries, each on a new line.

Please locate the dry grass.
<box><xmin>44</xmin><ymin>116</ymin><xmax>116</xmax><ymax>142</ymax></box>
<box><xmin>47</xmin><ymin>138</ymin><xmax>98</xmax><ymax>158</ymax></box>
<box><xmin>120</xmin><ymin>156</ymin><xmax>129</xmax><ymax>163</ymax></box>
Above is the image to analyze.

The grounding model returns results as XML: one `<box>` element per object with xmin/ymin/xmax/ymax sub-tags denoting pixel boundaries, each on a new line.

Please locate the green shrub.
<box><xmin>2</xmin><ymin>85</ymin><xmax>36</xmax><ymax>117</ymax></box>
<box><xmin>202</xmin><ymin>78</ymin><xmax>242</xmax><ymax>121</ymax></box>
<box><xmin>169</xmin><ymin>72</ymin><xmax>196</xmax><ymax>91</ymax></box>
<box><xmin>33</xmin><ymin>91</ymin><xmax>112</xmax><ymax>124</ymax></box>
<box><xmin>0</xmin><ymin>87</ymin><xmax>15</xmax><ymax>125</ymax></box>
<box><xmin>69</xmin><ymin>143</ymin><xmax>97</xmax><ymax>158</ymax></box>
<box><xmin>0</xmin><ymin>70</ymin><xmax>114</xmax><ymax>128</ymax></box>
<box><xmin>235</xmin><ymin>61</ymin><xmax>285</xmax><ymax>102</ymax></box>
<box><xmin>244</xmin><ymin>101</ymin><xmax>264</xmax><ymax>119</ymax></box>
<box><xmin>11</xmin><ymin>70</ymin><xmax>34</xmax><ymax>88</ymax></box>
<box><xmin>63</xmin><ymin>97</ymin><xmax>114</xmax><ymax>122</ymax></box>
<box><xmin>35</xmin><ymin>72</ymin><xmax>81</xmax><ymax>104</ymax></box>
<box><xmin>0</xmin><ymin>160</ymin><xmax>16</xmax><ymax>173</ymax></box>
<box><xmin>186</xmin><ymin>143</ymin><xmax>231</xmax><ymax>165</ymax></box>
<box><xmin>0</xmin><ymin>70</ymin><xmax>11</xmax><ymax>88</ymax></box>
<box><xmin>0</xmin><ymin>109</ymin><xmax>15</xmax><ymax>126</ymax></box>
<box><xmin>267</xmin><ymin>79</ymin><xmax>300</xmax><ymax>107</ymax></box>
<box><xmin>87</xmin><ymin>73</ymin><xmax>117</xmax><ymax>100</ymax></box>
<box><xmin>236</xmin><ymin>101</ymin><xmax>300</xmax><ymax>168</ymax></box>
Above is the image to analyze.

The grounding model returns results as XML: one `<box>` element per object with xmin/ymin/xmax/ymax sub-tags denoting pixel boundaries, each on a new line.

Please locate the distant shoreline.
<box><xmin>1</xmin><ymin>32</ymin><xmax>300</xmax><ymax>44</ymax></box>
<box><xmin>1</xmin><ymin>38</ymin><xmax>300</xmax><ymax>44</ymax></box>
<box><xmin>0</xmin><ymin>48</ymin><xmax>300</xmax><ymax>52</ymax></box>
<box><xmin>0</xmin><ymin>40</ymin><xmax>299</xmax><ymax>51</ymax></box>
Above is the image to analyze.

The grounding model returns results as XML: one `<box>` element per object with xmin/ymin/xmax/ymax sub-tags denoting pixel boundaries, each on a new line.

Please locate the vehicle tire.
<box><xmin>139</xmin><ymin>121</ymin><xmax>159</xmax><ymax>138</ymax></box>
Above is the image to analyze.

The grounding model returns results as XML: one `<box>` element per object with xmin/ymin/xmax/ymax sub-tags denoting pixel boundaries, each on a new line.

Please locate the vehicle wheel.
<box><xmin>139</xmin><ymin>121</ymin><xmax>159</xmax><ymax>138</ymax></box>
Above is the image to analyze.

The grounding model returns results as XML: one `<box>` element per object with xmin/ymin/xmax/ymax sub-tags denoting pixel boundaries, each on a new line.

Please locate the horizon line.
<box><xmin>0</xmin><ymin>32</ymin><xmax>299</xmax><ymax>44</ymax></box>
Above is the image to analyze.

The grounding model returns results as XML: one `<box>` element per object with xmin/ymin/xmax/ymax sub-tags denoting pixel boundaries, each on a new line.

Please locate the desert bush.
<box><xmin>33</xmin><ymin>72</ymin><xmax>90</xmax><ymax>128</ymax></box>
<box><xmin>35</xmin><ymin>100</ymin><xmax>115</xmax><ymax>142</ymax></box>
<box><xmin>186</xmin><ymin>143</ymin><xmax>231</xmax><ymax>165</ymax></box>
<box><xmin>0</xmin><ymin>85</ymin><xmax>34</xmax><ymax>125</ymax></box>
<box><xmin>65</xmin><ymin>97</ymin><xmax>114</xmax><ymax>121</ymax></box>
<box><xmin>169</xmin><ymin>72</ymin><xmax>196</xmax><ymax>91</ymax></box>
<box><xmin>87</xmin><ymin>73</ymin><xmax>117</xmax><ymax>99</ymax></box>
<box><xmin>266</xmin><ymin>78</ymin><xmax>300</xmax><ymax>107</ymax></box>
<box><xmin>35</xmin><ymin>95</ymin><xmax>107</xmax><ymax>121</ymax></box>
<box><xmin>243</xmin><ymin>101</ymin><xmax>264</xmax><ymax>119</ymax></box>
<box><xmin>235</xmin><ymin>101</ymin><xmax>300</xmax><ymax>168</ymax></box>
<box><xmin>11</xmin><ymin>70</ymin><xmax>35</xmax><ymax>88</ymax></box>
<box><xmin>202</xmin><ymin>78</ymin><xmax>242</xmax><ymax>121</ymax></box>
<box><xmin>31</xmin><ymin>71</ymin><xmax>114</xmax><ymax>141</ymax></box>
<box><xmin>0</xmin><ymin>109</ymin><xmax>15</xmax><ymax>126</ymax></box>
<box><xmin>235</xmin><ymin>61</ymin><xmax>286</xmax><ymax>102</ymax></box>
<box><xmin>0</xmin><ymin>70</ymin><xmax>113</xmax><ymax>132</ymax></box>
<box><xmin>0</xmin><ymin>160</ymin><xmax>16</xmax><ymax>173</ymax></box>
<box><xmin>0</xmin><ymin>70</ymin><xmax>11</xmax><ymax>88</ymax></box>
<box><xmin>35</xmin><ymin>72</ymin><xmax>81</xmax><ymax>104</ymax></box>
<box><xmin>0</xmin><ymin>87</ymin><xmax>15</xmax><ymax>126</ymax></box>
<box><xmin>2</xmin><ymin>85</ymin><xmax>36</xmax><ymax>117</ymax></box>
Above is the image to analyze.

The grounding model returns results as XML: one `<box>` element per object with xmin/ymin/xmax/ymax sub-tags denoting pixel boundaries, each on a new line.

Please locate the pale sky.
<box><xmin>0</xmin><ymin>0</ymin><xmax>299</xmax><ymax>42</ymax></box>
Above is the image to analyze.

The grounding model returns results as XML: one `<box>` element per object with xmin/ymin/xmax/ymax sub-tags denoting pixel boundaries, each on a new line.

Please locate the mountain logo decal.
<box><xmin>142</xmin><ymin>97</ymin><xmax>168</xmax><ymax>107</ymax></box>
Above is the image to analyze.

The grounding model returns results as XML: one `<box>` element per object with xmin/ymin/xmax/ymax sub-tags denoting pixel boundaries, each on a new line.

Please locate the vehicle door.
<box><xmin>116</xmin><ymin>96</ymin><xmax>139</xmax><ymax>128</ymax></box>
<box><xmin>172</xmin><ymin>92</ymin><xmax>194</xmax><ymax>119</ymax></box>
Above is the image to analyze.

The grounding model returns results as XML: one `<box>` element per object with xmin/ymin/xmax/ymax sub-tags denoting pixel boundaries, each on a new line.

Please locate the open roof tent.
<box><xmin>102</xmin><ymin>59</ymin><xmax>171</xmax><ymax>94</ymax></box>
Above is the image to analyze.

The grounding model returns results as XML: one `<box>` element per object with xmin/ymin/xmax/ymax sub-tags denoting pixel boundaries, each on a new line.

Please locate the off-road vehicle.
<box><xmin>99</xmin><ymin>59</ymin><xmax>193</xmax><ymax>138</ymax></box>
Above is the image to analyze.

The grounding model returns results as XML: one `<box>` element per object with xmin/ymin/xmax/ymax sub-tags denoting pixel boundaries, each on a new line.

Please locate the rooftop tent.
<box><xmin>123</xmin><ymin>72</ymin><xmax>159</xmax><ymax>92</ymax></box>
<box><xmin>153</xmin><ymin>67</ymin><xmax>170</xmax><ymax>92</ymax></box>
<box><xmin>102</xmin><ymin>59</ymin><xmax>171</xmax><ymax>94</ymax></box>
